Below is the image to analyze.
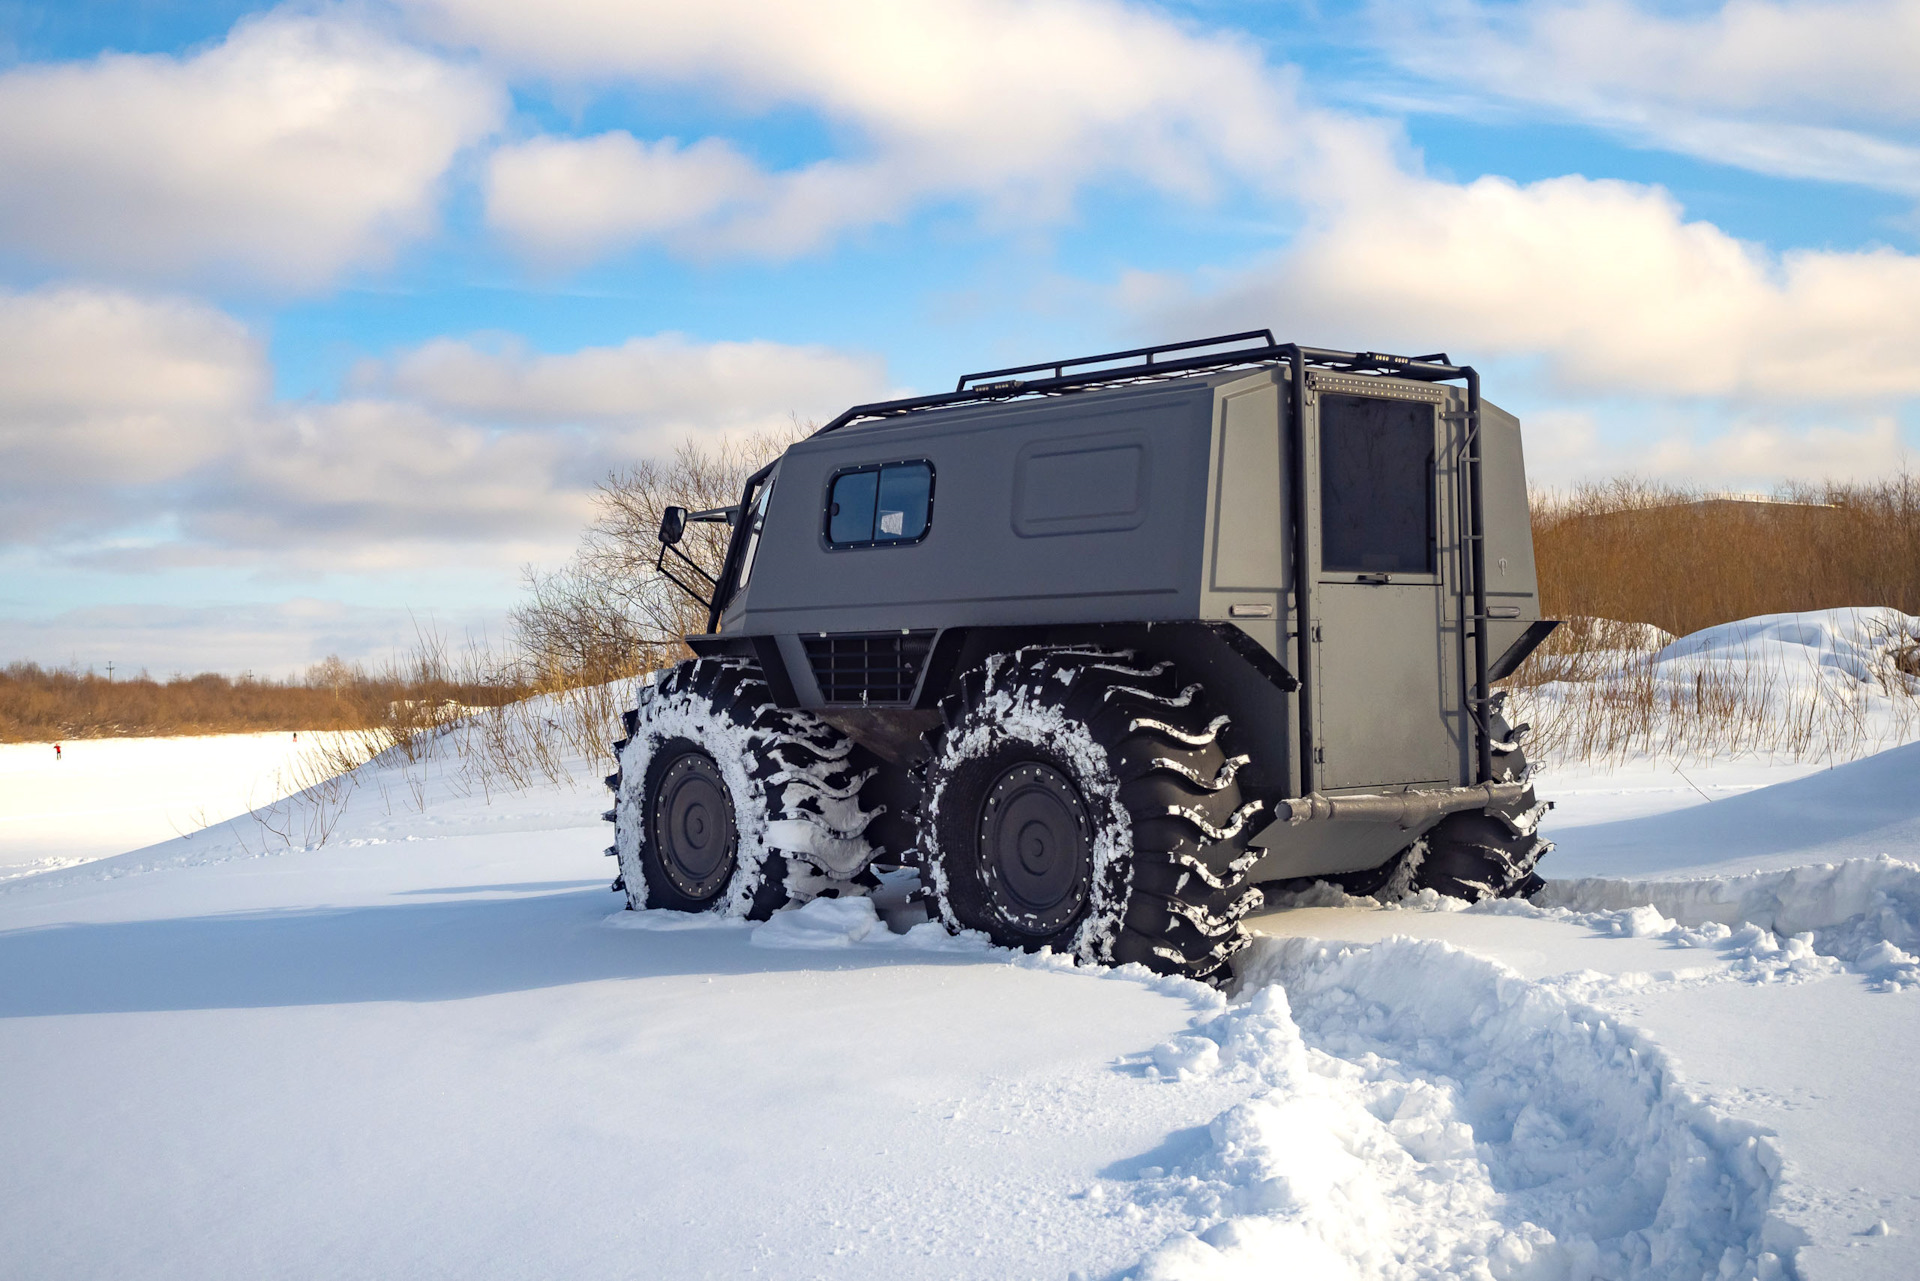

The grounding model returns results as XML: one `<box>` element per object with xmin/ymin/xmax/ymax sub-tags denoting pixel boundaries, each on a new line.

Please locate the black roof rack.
<box><xmin>955</xmin><ymin>329</ymin><xmax>1279</xmax><ymax>391</ymax></box>
<box><xmin>811</xmin><ymin>333</ymin><xmax>1467</xmax><ymax>437</ymax></box>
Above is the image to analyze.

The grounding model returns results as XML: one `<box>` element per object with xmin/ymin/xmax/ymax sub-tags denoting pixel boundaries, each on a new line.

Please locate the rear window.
<box><xmin>1319</xmin><ymin>395</ymin><xmax>1435</xmax><ymax>574</ymax></box>
<box><xmin>826</xmin><ymin>461</ymin><xmax>934</xmax><ymax>547</ymax></box>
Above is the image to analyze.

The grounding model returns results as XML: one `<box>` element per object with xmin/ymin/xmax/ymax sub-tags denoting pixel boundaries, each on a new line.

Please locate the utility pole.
<box><xmin>106</xmin><ymin>661</ymin><xmax>115</xmax><ymax>682</ymax></box>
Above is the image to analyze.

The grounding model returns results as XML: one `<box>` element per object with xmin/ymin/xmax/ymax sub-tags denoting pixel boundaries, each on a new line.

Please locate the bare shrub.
<box><xmin>512</xmin><ymin>428</ymin><xmax>804</xmax><ymax>689</ymax></box>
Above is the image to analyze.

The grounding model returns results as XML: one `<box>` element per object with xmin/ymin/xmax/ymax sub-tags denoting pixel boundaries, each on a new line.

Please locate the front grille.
<box><xmin>803</xmin><ymin>631</ymin><xmax>936</xmax><ymax>704</ymax></box>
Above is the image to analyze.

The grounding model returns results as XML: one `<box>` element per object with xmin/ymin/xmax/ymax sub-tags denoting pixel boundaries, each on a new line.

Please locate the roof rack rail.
<box><xmin>955</xmin><ymin>330</ymin><xmax>1277</xmax><ymax>392</ymax></box>
<box><xmin>811</xmin><ymin>337</ymin><xmax>1464</xmax><ymax>439</ymax></box>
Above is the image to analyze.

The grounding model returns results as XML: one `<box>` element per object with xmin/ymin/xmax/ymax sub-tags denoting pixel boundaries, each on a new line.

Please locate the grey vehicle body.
<box><xmin>671</xmin><ymin>333</ymin><xmax>1557</xmax><ymax>885</ymax></box>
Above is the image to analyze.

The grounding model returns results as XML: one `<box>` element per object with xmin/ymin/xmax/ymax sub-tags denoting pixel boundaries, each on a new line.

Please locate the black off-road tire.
<box><xmin>605</xmin><ymin>657</ymin><xmax>881</xmax><ymax>919</ymax></box>
<box><xmin>919</xmin><ymin>648</ymin><xmax>1265</xmax><ymax>983</ymax></box>
<box><xmin>1416</xmin><ymin>809</ymin><xmax>1548</xmax><ymax>901</ymax></box>
<box><xmin>1419</xmin><ymin>697</ymin><xmax>1551</xmax><ymax>899</ymax></box>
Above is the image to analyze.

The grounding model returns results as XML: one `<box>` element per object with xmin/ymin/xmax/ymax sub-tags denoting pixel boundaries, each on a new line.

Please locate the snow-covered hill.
<box><xmin>4</xmin><ymin>611</ymin><xmax>1917</xmax><ymax>1279</ymax></box>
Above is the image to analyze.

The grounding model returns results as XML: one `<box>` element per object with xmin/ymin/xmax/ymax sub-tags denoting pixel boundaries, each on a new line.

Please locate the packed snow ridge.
<box><xmin>1139</xmin><ymin>938</ymin><xmax>1799</xmax><ymax>1280</ymax></box>
<box><xmin>1543</xmin><ymin>857</ymin><xmax>1920</xmax><ymax>992</ymax></box>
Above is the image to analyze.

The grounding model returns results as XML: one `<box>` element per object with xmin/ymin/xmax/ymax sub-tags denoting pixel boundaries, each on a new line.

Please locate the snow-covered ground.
<box><xmin>4</xmin><ymin>611</ymin><xmax>1917</xmax><ymax>1279</ymax></box>
<box><xmin>0</xmin><ymin>732</ymin><xmax>374</xmax><ymax>880</ymax></box>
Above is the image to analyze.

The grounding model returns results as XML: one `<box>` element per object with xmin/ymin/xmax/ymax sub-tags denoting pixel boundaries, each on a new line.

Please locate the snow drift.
<box><xmin>1512</xmin><ymin>607</ymin><xmax>1920</xmax><ymax>764</ymax></box>
<box><xmin>1129</xmin><ymin>937</ymin><xmax>1802</xmax><ymax>1279</ymax></box>
<box><xmin>1543</xmin><ymin>856</ymin><xmax>1920</xmax><ymax>991</ymax></box>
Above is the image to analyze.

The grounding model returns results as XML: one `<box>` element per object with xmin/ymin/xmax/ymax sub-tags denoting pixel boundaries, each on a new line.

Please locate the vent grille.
<box><xmin>803</xmin><ymin>631</ymin><xmax>936</xmax><ymax>705</ymax></box>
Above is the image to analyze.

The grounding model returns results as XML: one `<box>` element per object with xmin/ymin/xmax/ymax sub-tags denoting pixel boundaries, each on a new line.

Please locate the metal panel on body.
<box><xmin>730</xmin><ymin>381</ymin><xmax>1215</xmax><ymax>637</ymax></box>
<box><xmin>1476</xmin><ymin>400</ymin><xmax>1545</xmax><ymax>665</ymax></box>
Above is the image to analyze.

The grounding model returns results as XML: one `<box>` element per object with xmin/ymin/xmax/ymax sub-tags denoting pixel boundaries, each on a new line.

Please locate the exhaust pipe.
<box><xmin>1279</xmin><ymin>780</ymin><xmax>1533</xmax><ymax>830</ymax></box>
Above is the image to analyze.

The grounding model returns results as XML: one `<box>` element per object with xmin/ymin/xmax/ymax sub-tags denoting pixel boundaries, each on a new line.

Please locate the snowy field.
<box><xmin>4</xmin><ymin>612</ymin><xmax>1918</xmax><ymax>1279</ymax></box>
<box><xmin>0</xmin><ymin>732</ymin><xmax>371</xmax><ymax>880</ymax></box>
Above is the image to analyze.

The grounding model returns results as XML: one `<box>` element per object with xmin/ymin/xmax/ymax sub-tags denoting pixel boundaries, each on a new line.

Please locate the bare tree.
<box><xmin>513</xmin><ymin>428</ymin><xmax>805</xmax><ymax>687</ymax></box>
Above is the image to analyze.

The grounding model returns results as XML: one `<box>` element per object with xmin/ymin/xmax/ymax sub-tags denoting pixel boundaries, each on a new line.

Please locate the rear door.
<box><xmin>1310</xmin><ymin>385</ymin><xmax>1456</xmax><ymax>789</ymax></box>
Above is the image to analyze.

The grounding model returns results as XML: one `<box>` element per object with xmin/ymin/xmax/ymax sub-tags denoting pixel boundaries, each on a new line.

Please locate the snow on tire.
<box><xmin>918</xmin><ymin>647</ymin><xmax>1264</xmax><ymax>982</ymax></box>
<box><xmin>606</xmin><ymin>657</ymin><xmax>881</xmax><ymax>919</ymax></box>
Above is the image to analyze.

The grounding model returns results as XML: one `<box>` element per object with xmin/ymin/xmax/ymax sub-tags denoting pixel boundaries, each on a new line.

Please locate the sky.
<box><xmin>1</xmin><ymin>0</ymin><xmax>1916</xmax><ymax>677</ymax></box>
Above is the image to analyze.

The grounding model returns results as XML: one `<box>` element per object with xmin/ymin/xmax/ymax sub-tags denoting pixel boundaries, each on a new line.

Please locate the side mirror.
<box><xmin>658</xmin><ymin>506</ymin><xmax>687</xmax><ymax>546</ymax></box>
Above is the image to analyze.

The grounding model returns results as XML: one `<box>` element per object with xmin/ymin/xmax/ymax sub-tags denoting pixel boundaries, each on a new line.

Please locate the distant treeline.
<box><xmin>0</xmin><ymin>656</ymin><xmax>530</xmax><ymax>743</ymax></box>
<box><xmin>1534</xmin><ymin>476</ymin><xmax>1920</xmax><ymax>638</ymax></box>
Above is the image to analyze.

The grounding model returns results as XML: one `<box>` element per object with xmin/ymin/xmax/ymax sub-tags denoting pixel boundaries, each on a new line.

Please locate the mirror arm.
<box><xmin>655</xmin><ymin>540</ymin><xmax>717</xmax><ymax>608</ymax></box>
<box><xmin>651</xmin><ymin>502</ymin><xmax>738</xmax><ymax>608</ymax></box>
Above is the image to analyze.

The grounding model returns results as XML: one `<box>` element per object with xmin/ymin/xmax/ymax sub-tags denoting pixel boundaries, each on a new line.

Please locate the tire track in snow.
<box><xmin>1116</xmin><ymin>937</ymin><xmax>1802</xmax><ymax>1280</ymax></box>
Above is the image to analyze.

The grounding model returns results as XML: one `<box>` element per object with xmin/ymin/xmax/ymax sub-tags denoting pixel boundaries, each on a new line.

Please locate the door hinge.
<box><xmin>1314</xmin><ymin>747</ymin><xmax>1326</xmax><ymax>764</ymax></box>
<box><xmin>1310</xmin><ymin>622</ymin><xmax>1323</xmax><ymax>643</ymax></box>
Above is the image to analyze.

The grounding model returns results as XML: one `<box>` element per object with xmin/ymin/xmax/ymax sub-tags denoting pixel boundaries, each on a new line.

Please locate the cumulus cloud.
<box><xmin>1</xmin><ymin>288</ymin><xmax>889</xmax><ymax>568</ymax></box>
<box><xmin>0</xmin><ymin>288</ymin><xmax>265</xmax><ymax>533</ymax></box>
<box><xmin>1170</xmin><ymin>164</ymin><xmax>1920</xmax><ymax>403</ymax></box>
<box><xmin>430</xmin><ymin>0</ymin><xmax>1295</xmax><ymax>258</ymax></box>
<box><xmin>361</xmin><ymin>332</ymin><xmax>888</xmax><ymax>431</ymax></box>
<box><xmin>177</xmin><ymin>398</ymin><xmax>596</xmax><ymax>568</ymax></box>
<box><xmin>1367</xmin><ymin>0</ymin><xmax>1920</xmax><ymax>193</ymax></box>
<box><xmin>1521</xmin><ymin>407</ymin><xmax>1910</xmax><ymax>488</ymax></box>
<box><xmin>0</xmin><ymin>11</ymin><xmax>504</xmax><ymax>287</ymax></box>
<box><xmin>485</xmin><ymin>134</ymin><xmax>787</xmax><ymax>263</ymax></box>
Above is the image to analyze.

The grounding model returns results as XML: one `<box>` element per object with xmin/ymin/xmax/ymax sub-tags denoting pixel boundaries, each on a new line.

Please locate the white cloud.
<box><xmin>1393</xmin><ymin>0</ymin><xmax>1920</xmax><ymax>122</ymax></box>
<box><xmin>363</xmin><ymin>332</ymin><xmax>888</xmax><ymax>431</ymax></box>
<box><xmin>485</xmin><ymin>133</ymin><xmax>914</xmax><ymax>262</ymax></box>
<box><xmin>1</xmin><ymin>290</ymin><xmax>888</xmax><ymax>568</ymax></box>
<box><xmin>1639</xmin><ymin>416</ymin><xmax>1910</xmax><ymax>484</ymax></box>
<box><xmin>0</xmin><ymin>286</ymin><xmax>264</xmax><ymax>496</ymax></box>
<box><xmin>0</xmin><ymin>11</ymin><xmax>504</xmax><ymax>288</ymax></box>
<box><xmin>1174</xmin><ymin>165</ymin><xmax>1920</xmax><ymax>402</ymax></box>
<box><xmin>486</xmin><ymin>134</ymin><xmax>776</xmax><ymax>262</ymax></box>
<box><xmin>1521</xmin><ymin>406</ymin><xmax>1910</xmax><ymax>487</ymax></box>
<box><xmin>1369</xmin><ymin>0</ymin><xmax>1920</xmax><ymax>193</ymax></box>
<box><xmin>430</xmin><ymin>0</ymin><xmax>1295</xmax><ymax>259</ymax></box>
<box><xmin>181</xmin><ymin>398</ymin><xmax>596</xmax><ymax>567</ymax></box>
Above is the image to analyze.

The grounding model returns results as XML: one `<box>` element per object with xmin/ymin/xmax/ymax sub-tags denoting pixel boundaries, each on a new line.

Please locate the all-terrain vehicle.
<box><xmin>606</xmin><ymin>332</ymin><xmax>1559</xmax><ymax>980</ymax></box>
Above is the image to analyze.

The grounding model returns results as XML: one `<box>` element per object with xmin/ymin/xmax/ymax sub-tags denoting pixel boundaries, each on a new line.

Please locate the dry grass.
<box><xmin>0</xmin><ymin>654</ymin><xmax>531</xmax><ymax>744</ymax></box>
<box><xmin>1507</xmin><ymin>476</ymin><xmax>1920</xmax><ymax>764</ymax></box>
<box><xmin>39</xmin><ymin>454</ymin><xmax>1920</xmax><ymax>845</ymax></box>
<box><xmin>232</xmin><ymin>633</ymin><xmax>639</xmax><ymax>854</ymax></box>
<box><xmin>1532</xmin><ymin>476</ymin><xmax>1920</xmax><ymax>635</ymax></box>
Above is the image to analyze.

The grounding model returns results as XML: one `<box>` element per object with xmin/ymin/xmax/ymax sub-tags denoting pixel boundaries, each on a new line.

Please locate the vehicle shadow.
<box><xmin>0</xmin><ymin>888</ymin><xmax>984</xmax><ymax>1018</ymax></box>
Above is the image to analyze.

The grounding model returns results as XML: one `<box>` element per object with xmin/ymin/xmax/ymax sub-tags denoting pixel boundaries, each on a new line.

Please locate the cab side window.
<box><xmin>826</xmin><ymin>461</ymin><xmax>933</xmax><ymax>547</ymax></box>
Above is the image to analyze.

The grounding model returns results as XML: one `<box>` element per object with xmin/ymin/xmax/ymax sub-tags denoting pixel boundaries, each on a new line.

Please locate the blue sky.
<box><xmin>2</xmin><ymin>0</ymin><xmax>1916</xmax><ymax>674</ymax></box>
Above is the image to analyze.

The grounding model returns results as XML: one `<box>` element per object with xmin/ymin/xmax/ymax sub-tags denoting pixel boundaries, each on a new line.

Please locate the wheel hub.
<box><xmin>652</xmin><ymin>750</ymin><xmax>737</xmax><ymax>901</ymax></box>
<box><xmin>978</xmin><ymin>761</ymin><xmax>1092</xmax><ymax>936</ymax></box>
